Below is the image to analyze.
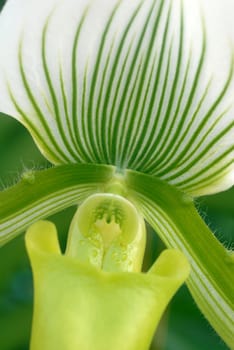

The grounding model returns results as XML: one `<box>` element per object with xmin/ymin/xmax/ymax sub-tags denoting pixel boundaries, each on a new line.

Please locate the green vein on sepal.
<box><xmin>0</xmin><ymin>164</ymin><xmax>115</xmax><ymax>246</ymax></box>
<box><xmin>112</xmin><ymin>0</ymin><xmax>161</xmax><ymax>167</ymax></box>
<box><xmin>71</xmin><ymin>6</ymin><xmax>92</xmax><ymax>162</ymax></box>
<box><xmin>41</xmin><ymin>15</ymin><xmax>79</xmax><ymax>162</ymax></box>
<box><xmin>146</xmin><ymin>22</ymin><xmax>207</xmax><ymax>174</ymax></box>
<box><xmin>59</xmin><ymin>63</ymin><xmax>79</xmax><ymax>156</ymax></box>
<box><xmin>148</xmin><ymin>3</ymin><xmax>184</xmax><ymax>161</ymax></box>
<box><xmin>118</xmin><ymin>0</ymin><xmax>165</xmax><ymax>166</ymax></box>
<box><xmin>95</xmin><ymin>36</ymin><xmax>116</xmax><ymax>163</ymax></box>
<box><xmin>158</xmin><ymin>57</ymin><xmax>234</xmax><ymax>179</ymax></box>
<box><xmin>87</xmin><ymin>1</ymin><xmax>121</xmax><ymax>164</ymax></box>
<box><xmin>128</xmin><ymin>3</ymin><xmax>172</xmax><ymax>168</ymax></box>
<box><xmin>7</xmin><ymin>84</ymin><xmax>62</xmax><ymax>165</ymax></box>
<box><xmin>99</xmin><ymin>1</ymin><xmax>143</xmax><ymax>164</ymax></box>
<box><xmin>18</xmin><ymin>39</ymin><xmax>70</xmax><ymax>163</ymax></box>
<box><xmin>125</xmin><ymin>169</ymin><xmax>234</xmax><ymax>348</ymax></box>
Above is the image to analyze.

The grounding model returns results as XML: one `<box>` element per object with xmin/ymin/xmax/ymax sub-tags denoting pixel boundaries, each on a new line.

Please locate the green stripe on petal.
<box><xmin>0</xmin><ymin>0</ymin><xmax>233</xmax><ymax>195</ymax></box>
<box><xmin>0</xmin><ymin>163</ymin><xmax>115</xmax><ymax>246</ymax></box>
<box><xmin>125</xmin><ymin>169</ymin><xmax>234</xmax><ymax>348</ymax></box>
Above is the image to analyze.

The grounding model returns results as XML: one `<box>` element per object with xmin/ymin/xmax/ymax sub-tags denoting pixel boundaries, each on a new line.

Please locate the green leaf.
<box><xmin>0</xmin><ymin>163</ymin><xmax>114</xmax><ymax>246</ymax></box>
<box><xmin>125</xmin><ymin>169</ymin><xmax>234</xmax><ymax>349</ymax></box>
<box><xmin>0</xmin><ymin>0</ymin><xmax>233</xmax><ymax>195</ymax></box>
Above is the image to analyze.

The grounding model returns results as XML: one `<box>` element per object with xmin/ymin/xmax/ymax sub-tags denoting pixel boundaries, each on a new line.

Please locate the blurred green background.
<box><xmin>0</xmin><ymin>0</ymin><xmax>233</xmax><ymax>349</ymax></box>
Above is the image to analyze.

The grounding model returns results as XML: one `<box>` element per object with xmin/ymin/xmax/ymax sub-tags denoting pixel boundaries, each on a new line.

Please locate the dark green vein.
<box><xmin>59</xmin><ymin>64</ymin><xmax>81</xmax><ymax>157</ymax></box>
<box><xmin>176</xmin><ymin>147</ymin><xmax>234</xmax><ymax>188</ymax></box>
<box><xmin>18</xmin><ymin>40</ymin><xmax>69</xmax><ymax>163</ymax></box>
<box><xmin>149</xmin><ymin>4</ymin><xmax>185</xmax><ymax>160</ymax></box>
<box><xmin>42</xmin><ymin>17</ymin><xmax>80</xmax><ymax>161</ymax></box>
<box><xmin>165</xmin><ymin>122</ymin><xmax>234</xmax><ymax>182</ymax></box>
<box><xmin>158</xmin><ymin>58</ymin><xmax>234</xmax><ymax>177</ymax></box>
<box><xmin>148</xmin><ymin>25</ymin><xmax>207</xmax><ymax>174</ymax></box>
<box><xmin>8</xmin><ymin>85</ymin><xmax>61</xmax><ymax>163</ymax></box>
<box><xmin>111</xmin><ymin>0</ymin><xmax>162</xmax><ymax>167</ymax></box>
<box><xmin>128</xmin><ymin>3</ymin><xmax>172</xmax><ymax>168</ymax></box>
<box><xmin>154</xmin><ymin>77</ymin><xmax>212</xmax><ymax>172</ymax></box>
<box><xmin>119</xmin><ymin>0</ymin><xmax>167</xmax><ymax>167</ymax></box>
<box><xmin>71</xmin><ymin>7</ymin><xmax>91</xmax><ymax>162</ymax></box>
<box><xmin>137</xmin><ymin>41</ymin><xmax>174</xmax><ymax>172</ymax></box>
<box><xmin>95</xmin><ymin>37</ymin><xmax>116</xmax><ymax>162</ymax></box>
<box><xmin>98</xmin><ymin>1</ymin><xmax>144</xmax><ymax>163</ymax></box>
<box><xmin>87</xmin><ymin>1</ymin><xmax>121</xmax><ymax>163</ymax></box>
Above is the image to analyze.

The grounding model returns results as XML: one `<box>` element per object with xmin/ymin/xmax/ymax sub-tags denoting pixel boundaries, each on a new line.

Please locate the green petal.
<box><xmin>26</xmin><ymin>220</ymin><xmax>190</xmax><ymax>350</ymax></box>
<box><xmin>0</xmin><ymin>163</ymin><xmax>114</xmax><ymax>246</ymax></box>
<box><xmin>125</xmin><ymin>169</ymin><xmax>234</xmax><ymax>348</ymax></box>
<box><xmin>0</xmin><ymin>0</ymin><xmax>233</xmax><ymax>195</ymax></box>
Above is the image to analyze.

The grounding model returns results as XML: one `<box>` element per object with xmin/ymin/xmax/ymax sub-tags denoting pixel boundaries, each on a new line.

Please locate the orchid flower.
<box><xmin>0</xmin><ymin>0</ymin><xmax>233</xmax><ymax>348</ymax></box>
